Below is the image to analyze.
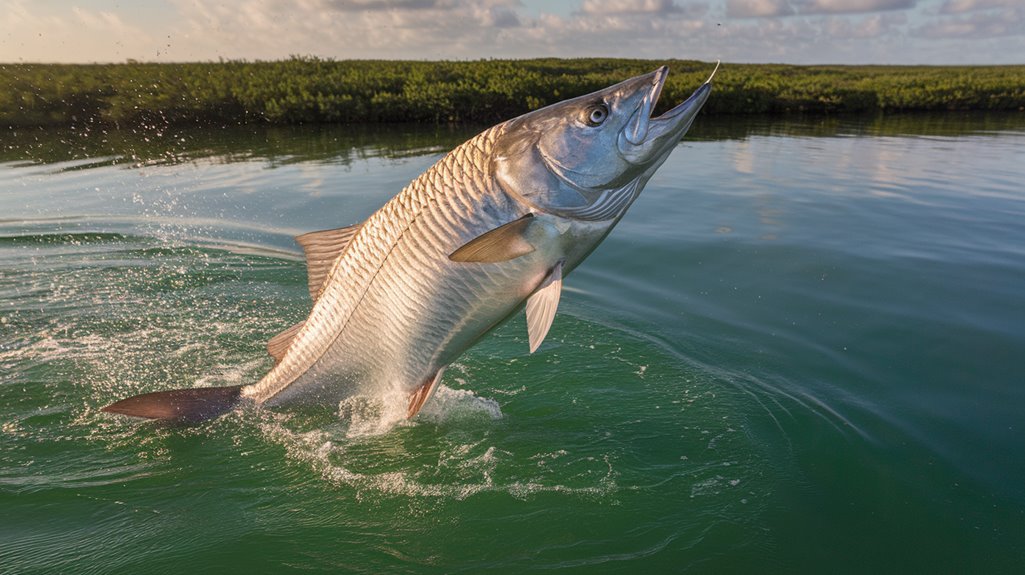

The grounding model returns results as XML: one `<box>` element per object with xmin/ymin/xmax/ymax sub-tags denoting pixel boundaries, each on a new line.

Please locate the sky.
<box><xmin>1</xmin><ymin>0</ymin><xmax>1023</xmax><ymax>65</ymax></box>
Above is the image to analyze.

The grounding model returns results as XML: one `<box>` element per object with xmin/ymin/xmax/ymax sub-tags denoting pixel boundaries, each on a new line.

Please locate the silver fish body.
<box><xmin>244</xmin><ymin>126</ymin><xmax>585</xmax><ymax>408</ymax></box>
<box><xmin>102</xmin><ymin>63</ymin><xmax>717</xmax><ymax>422</ymax></box>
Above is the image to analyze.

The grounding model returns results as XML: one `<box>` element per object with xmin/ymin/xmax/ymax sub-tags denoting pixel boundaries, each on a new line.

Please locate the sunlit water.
<box><xmin>2</xmin><ymin>115</ymin><xmax>1024</xmax><ymax>573</ymax></box>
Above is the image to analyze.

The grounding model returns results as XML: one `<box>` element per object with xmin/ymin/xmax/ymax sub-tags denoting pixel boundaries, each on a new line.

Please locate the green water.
<box><xmin>2</xmin><ymin>115</ymin><xmax>1024</xmax><ymax>573</ymax></box>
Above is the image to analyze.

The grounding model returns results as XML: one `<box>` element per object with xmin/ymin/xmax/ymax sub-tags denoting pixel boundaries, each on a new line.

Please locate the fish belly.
<box><xmin>250</xmin><ymin>126</ymin><xmax>551</xmax><ymax>408</ymax></box>
<box><xmin>266</xmin><ymin>193</ymin><xmax>548</xmax><ymax>407</ymax></box>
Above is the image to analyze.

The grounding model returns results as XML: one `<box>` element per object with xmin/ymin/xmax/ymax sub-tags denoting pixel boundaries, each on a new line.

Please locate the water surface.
<box><xmin>2</xmin><ymin>114</ymin><xmax>1024</xmax><ymax>573</ymax></box>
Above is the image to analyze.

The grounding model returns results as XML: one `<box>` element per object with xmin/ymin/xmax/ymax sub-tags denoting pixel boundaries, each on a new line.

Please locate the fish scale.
<box><xmin>101</xmin><ymin>64</ymin><xmax>715</xmax><ymax>422</ymax></box>
<box><xmin>355</xmin><ymin>132</ymin><xmax>527</xmax><ymax>389</ymax></box>
<box><xmin>245</xmin><ymin>127</ymin><xmax>519</xmax><ymax>406</ymax></box>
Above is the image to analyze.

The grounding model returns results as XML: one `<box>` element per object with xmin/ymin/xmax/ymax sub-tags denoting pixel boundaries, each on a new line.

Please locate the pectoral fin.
<box><xmin>407</xmin><ymin>368</ymin><xmax>446</xmax><ymax>419</ymax></box>
<box><xmin>449</xmin><ymin>214</ymin><xmax>536</xmax><ymax>263</ymax></box>
<box><xmin>525</xmin><ymin>260</ymin><xmax>563</xmax><ymax>353</ymax></box>
<box><xmin>296</xmin><ymin>223</ymin><xmax>361</xmax><ymax>301</ymax></box>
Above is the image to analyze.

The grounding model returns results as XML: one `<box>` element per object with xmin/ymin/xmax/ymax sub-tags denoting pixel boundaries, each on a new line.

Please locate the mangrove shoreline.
<box><xmin>2</xmin><ymin>58</ymin><xmax>1024</xmax><ymax>128</ymax></box>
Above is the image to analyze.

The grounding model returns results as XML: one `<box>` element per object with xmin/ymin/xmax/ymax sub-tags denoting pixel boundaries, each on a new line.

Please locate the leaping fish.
<box><xmin>102</xmin><ymin>63</ymin><xmax>718</xmax><ymax>423</ymax></box>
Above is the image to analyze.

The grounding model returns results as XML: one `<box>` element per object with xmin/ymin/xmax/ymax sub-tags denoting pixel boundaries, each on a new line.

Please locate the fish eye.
<box><xmin>585</xmin><ymin>103</ymin><xmax>609</xmax><ymax>127</ymax></box>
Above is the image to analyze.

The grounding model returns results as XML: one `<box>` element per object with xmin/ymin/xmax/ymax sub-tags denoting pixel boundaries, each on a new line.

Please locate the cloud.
<box><xmin>799</xmin><ymin>0</ymin><xmax>915</xmax><ymax>15</ymax></box>
<box><xmin>323</xmin><ymin>0</ymin><xmax>524</xmax><ymax>12</ymax></box>
<box><xmin>915</xmin><ymin>3</ymin><xmax>1024</xmax><ymax>38</ymax></box>
<box><xmin>325</xmin><ymin>0</ymin><xmax>448</xmax><ymax>10</ymax></box>
<box><xmin>579</xmin><ymin>0</ymin><xmax>684</xmax><ymax>15</ymax></box>
<box><xmin>939</xmin><ymin>0</ymin><xmax>1019</xmax><ymax>14</ymax></box>
<box><xmin>4</xmin><ymin>0</ymin><xmax>1024</xmax><ymax>66</ymax></box>
<box><xmin>163</xmin><ymin>0</ymin><xmax>534</xmax><ymax>60</ymax></box>
<box><xmin>823</xmin><ymin>11</ymin><xmax>906</xmax><ymax>38</ymax></box>
<box><xmin>728</xmin><ymin>0</ymin><xmax>915</xmax><ymax>18</ymax></box>
<box><xmin>726</xmin><ymin>0</ymin><xmax>795</xmax><ymax>18</ymax></box>
<box><xmin>482</xmin><ymin>7</ymin><xmax>522</xmax><ymax>27</ymax></box>
<box><xmin>722</xmin><ymin>0</ymin><xmax>1023</xmax><ymax>51</ymax></box>
<box><xmin>158</xmin><ymin>0</ymin><xmax>722</xmax><ymax>61</ymax></box>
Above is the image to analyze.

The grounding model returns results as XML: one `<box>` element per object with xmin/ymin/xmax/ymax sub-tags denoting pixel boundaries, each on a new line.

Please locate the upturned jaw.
<box><xmin>492</xmin><ymin>62</ymin><xmax>718</xmax><ymax>222</ymax></box>
<box><xmin>618</xmin><ymin>62</ymin><xmax>718</xmax><ymax>163</ymax></box>
<box><xmin>623</xmin><ymin>66</ymin><xmax>668</xmax><ymax>146</ymax></box>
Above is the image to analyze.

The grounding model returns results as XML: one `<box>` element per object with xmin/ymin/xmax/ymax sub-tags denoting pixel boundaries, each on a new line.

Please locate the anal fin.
<box><xmin>267</xmin><ymin>321</ymin><xmax>304</xmax><ymax>364</ymax></box>
<box><xmin>407</xmin><ymin>368</ymin><xmax>446</xmax><ymax>419</ymax></box>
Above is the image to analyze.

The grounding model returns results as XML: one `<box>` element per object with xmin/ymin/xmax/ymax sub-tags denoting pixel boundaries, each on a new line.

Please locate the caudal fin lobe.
<box><xmin>101</xmin><ymin>385</ymin><xmax>243</xmax><ymax>423</ymax></box>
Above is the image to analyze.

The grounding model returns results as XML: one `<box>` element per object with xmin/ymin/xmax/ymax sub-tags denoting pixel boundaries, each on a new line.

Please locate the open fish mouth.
<box><xmin>621</xmin><ymin>61</ymin><xmax>719</xmax><ymax>152</ymax></box>
<box><xmin>623</xmin><ymin>66</ymin><xmax>668</xmax><ymax>145</ymax></box>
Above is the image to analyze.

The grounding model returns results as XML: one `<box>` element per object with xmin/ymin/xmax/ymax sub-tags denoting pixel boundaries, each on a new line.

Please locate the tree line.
<box><xmin>2</xmin><ymin>57</ymin><xmax>1023</xmax><ymax>127</ymax></box>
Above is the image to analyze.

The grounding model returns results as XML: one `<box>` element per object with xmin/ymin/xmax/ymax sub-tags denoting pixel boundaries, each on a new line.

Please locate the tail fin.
<box><xmin>102</xmin><ymin>385</ymin><xmax>243</xmax><ymax>423</ymax></box>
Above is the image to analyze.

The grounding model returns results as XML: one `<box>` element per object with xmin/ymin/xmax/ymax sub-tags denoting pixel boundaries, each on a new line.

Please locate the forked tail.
<box><xmin>101</xmin><ymin>385</ymin><xmax>243</xmax><ymax>423</ymax></box>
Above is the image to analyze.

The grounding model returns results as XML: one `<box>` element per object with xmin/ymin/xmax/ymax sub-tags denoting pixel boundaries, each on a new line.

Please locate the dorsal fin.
<box><xmin>295</xmin><ymin>224</ymin><xmax>361</xmax><ymax>301</ymax></box>
<box><xmin>525</xmin><ymin>260</ymin><xmax>563</xmax><ymax>353</ymax></box>
<box><xmin>267</xmin><ymin>321</ymin><xmax>304</xmax><ymax>364</ymax></box>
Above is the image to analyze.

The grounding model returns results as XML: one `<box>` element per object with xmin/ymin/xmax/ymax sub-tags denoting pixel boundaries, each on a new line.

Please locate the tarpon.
<box><xmin>102</xmin><ymin>63</ymin><xmax>718</xmax><ymax>423</ymax></box>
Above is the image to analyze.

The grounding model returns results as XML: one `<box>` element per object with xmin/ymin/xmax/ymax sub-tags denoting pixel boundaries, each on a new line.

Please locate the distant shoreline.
<box><xmin>2</xmin><ymin>57</ymin><xmax>1023</xmax><ymax>127</ymax></box>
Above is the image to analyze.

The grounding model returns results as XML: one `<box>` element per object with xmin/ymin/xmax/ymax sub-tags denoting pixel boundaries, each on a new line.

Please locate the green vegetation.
<box><xmin>2</xmin><ymin>57</ymin><xmax>1023</xmax><ymax>127</ymax></box>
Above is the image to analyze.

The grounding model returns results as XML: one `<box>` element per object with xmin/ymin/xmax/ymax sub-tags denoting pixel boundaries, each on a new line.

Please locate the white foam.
<box><xmin>417</xmin><ymin>385</ymin><xmax>503</xmax><ymax>423</ymax></box>
<box><xmin>335</xmin><ymin>393</ymin><xmax>407</xmax><ymax>438</ymax></box>
<box><xmin>330</xmin><ymin>384</ymin><xmax>503</xmax><ymax>439</ymax></box>
<box><xmin>253</xmin><ymin>386</ymin><xmax>619</xmax><ymax>502</ymax></box>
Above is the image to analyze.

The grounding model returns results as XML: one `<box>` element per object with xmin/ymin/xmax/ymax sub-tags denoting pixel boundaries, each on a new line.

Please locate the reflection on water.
<box><xmin>1</xmin><ymin>122</ymin><xmax>480</xmax><ymax>169</ymax></box>
<box><xmin>4</xmin><ymin>112</ymin><xmax>1023</xmax><ymax>168</ymax></box>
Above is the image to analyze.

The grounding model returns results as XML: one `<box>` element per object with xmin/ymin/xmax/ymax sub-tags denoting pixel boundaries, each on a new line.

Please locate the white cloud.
<box><xmin>915</xmin><ymin>3</ymin><xmax>1024</xmax><ymax>38</ymax></box>
<box><xmin>1</xmin><ymin>0</ymin><xmax>1024</xmax><ymax>65</ymax></box>
<box><xmin>325</xmin><ymin>0</ymin><xmax>451</xmax><ymax>10</ymax></box>
<box><xmin>800</xmin><ymin>0</ymin><xmax>916</xmax><ymax>15</ymax></box>
<box><xmin>823</xmin><ymin>11</ymin><xmax>906</xmax><ymax>37</ymax></box>
<box><xmin>166</xmin><ymin>0</ymin><xmax>505</xmax><ymax>60</ymax></box>
<box><xmin>939</xmin><ymin>0</ymin><xmax>1020</xmax><ymax>14</ymax></box>
<box><xmin>579</xmin><ymin>0</ymin><xmax>685</xmax><ymax>14</ymax></box>
<box><xmin>727</xmin><ymin>0</ymin><xmax>916</xmax><ymax>18</ymax></box>
<box><xmin>726</xmin><ymin>0</ymin><xmax>795</xmax><ymax>18</ymax></box>
<box><xmin>158</xmin><ymin>0</ymin><xmax>719</xmax><ymax>61</ymax></box>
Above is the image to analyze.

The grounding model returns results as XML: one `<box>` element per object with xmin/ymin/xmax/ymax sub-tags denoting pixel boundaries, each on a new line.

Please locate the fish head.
<box><xmin>495</xmin><ymin>63</ymin><xmax>717</xmax><ymax>221</ymax></box>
